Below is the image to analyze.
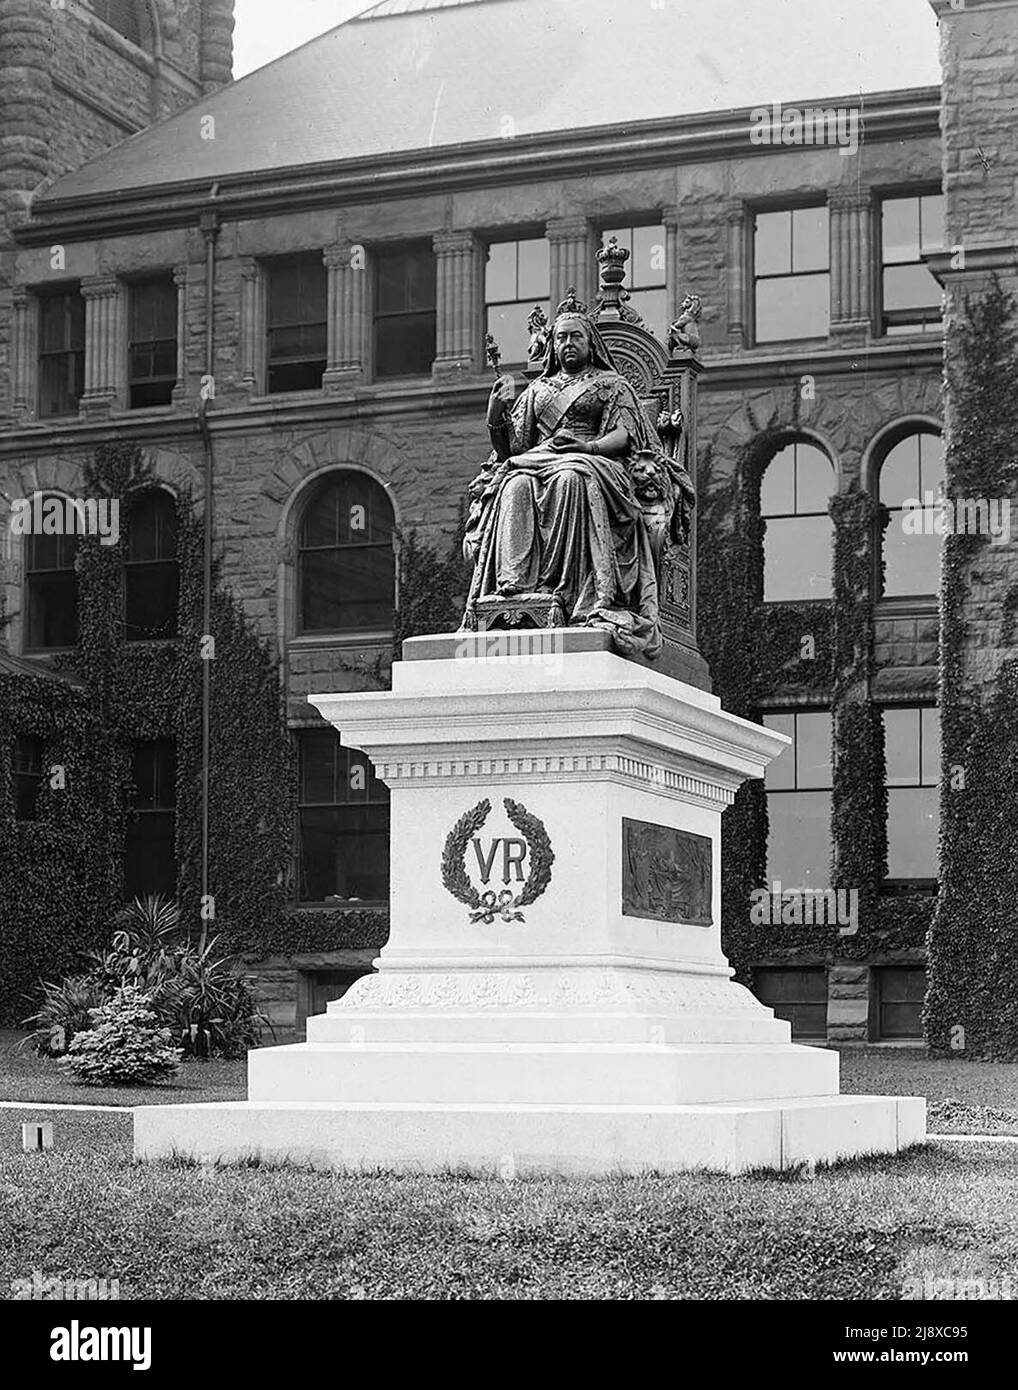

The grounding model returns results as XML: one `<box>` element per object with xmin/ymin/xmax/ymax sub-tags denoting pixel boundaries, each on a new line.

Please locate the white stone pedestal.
<box><xmin>135</xmin><ymin>633</ymin><xmax>925</xmax><ymax>1173</ymax></box>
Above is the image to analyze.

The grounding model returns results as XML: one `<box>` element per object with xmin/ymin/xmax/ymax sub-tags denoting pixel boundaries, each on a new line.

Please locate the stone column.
<box><xmin>830</xmin><ymin>189</ymin><xmax>873</xmax><ymax>343</ymax></box>
<box><xmin>172</xmin><ymin>263</ymin><xmax>188</xmax><ymax>404</ymax></box>
<box><xmin>80</xmin><ymin>273</ymin><xmax>122</xmax><ymax>418</ymax></box>
<box><xmin>547</xmin><ymin>216</ymin><xmax>593</xmax><ymax>310</ymax></box>
<box><xmin>724</xmin><ymin>201</ymin><xmax>747</xmax><ymax>347</ymax></box>
<box><xmin>10</xmin><ymin>288</ymin><xmax>33</xmax><ymax>420</ymax></box>
<box><xmin>432</xmin><ymin>230</ymin><xmax>480</xmax><ymax>377</ymax></box>
<box><xmin>323</xmin><ymin>240</ymin><xmax>368</xmax><ymax>391</ymax></box>
<box><xmin>238</xmin><ymin>258</ymin><xmax>264</xmax><ymax>395</ymax></box>
<box><xmin>663</xmin><ymin>207</ymin><xmax>681</xmax><ymax>323</ymax></box>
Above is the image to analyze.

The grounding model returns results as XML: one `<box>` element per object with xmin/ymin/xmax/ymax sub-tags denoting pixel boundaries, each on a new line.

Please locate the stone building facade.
<box><xmin>0</xmin><ymin>0</ymin><xmax>1010</xmax><ymax>1043</ymax></box>
<box><xmin>0</xmin><ymin>1</ymin><xmax>234</xmax><ymax>412</ymax></box>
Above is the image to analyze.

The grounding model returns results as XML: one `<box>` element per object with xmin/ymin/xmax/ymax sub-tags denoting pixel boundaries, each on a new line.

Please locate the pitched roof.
<box><xmin>0</xmin><ymin>652</ymin><xmax>85</xmax><ymax>689</ymax></box>
<box><xmin>37</xmin><ymin>0</ymin><xmax>941</xmax><ymax>206</ymax></box>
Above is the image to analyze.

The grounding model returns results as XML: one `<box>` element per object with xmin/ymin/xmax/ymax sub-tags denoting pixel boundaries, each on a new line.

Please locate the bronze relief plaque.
<box><xmin>622</xmin><ymin>819</ymin><xmax>713</xmax><ymax>926</ymax></box>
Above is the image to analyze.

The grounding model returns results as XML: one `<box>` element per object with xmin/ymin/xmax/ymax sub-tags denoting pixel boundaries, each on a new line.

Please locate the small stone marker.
<box><xmin>22</xmin><ymin>1121</ymin><xmax>53</xmax><ymax>1152</ymax></box>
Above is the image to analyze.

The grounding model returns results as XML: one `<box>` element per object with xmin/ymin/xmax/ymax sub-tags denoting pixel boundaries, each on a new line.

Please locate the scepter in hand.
<box><xmin>485</xmin><ymin>332</ymin><xmax>514</xmax><ymax>457</ymax></box>
<box><xmin>485</xmin><ymin>332</ymin><xmax>502</xmax><ymax>375</ymax></box>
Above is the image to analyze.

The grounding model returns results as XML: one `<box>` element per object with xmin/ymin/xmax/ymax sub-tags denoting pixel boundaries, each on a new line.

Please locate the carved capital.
<box><xmin>433</xmin><ymin>229</ymin><xmax>477</xmax><ymax>257</ymax></box>
<box><xmin>80</xmin><ymin>274</ymin><xmax>120</xmax><ymax>300</ymax></box>
<box><xmin>546</xmin><ymin>215</ymin><xmax>590</xmax><ymax>243</ymax></box>
<box><xmin>324</xmin><ymin>240</ymin><xmax>361</xmax><ymax>271</ymax></box>
<box><xmin>828</xmin><ymin>187</ymin><xmax>873</xmax><ymax>213</ymax></box>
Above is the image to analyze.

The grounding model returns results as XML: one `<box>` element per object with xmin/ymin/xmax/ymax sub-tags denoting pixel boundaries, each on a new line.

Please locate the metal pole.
<box><xmin>198</xmin><ymin>196</ymin><xmax>219</xmax><ymax>953</ymax></box>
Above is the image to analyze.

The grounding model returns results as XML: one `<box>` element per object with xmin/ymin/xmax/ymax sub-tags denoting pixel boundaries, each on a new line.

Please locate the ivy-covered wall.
<box><xmin>0</xmin><ymin>668</ymin><xmax>120</xmax><ymax>1022</ymax></box>
<box><xmin>0</xmin><ymin>443</ymin><xmax>477</xmax><ymax>1024</ymax></box>
<box><xmin>925</xmin><ymin>282</ymin><xmax>1018</xmax><ymax>1059</ymax></box>
<box><xmin>696</xmin><ymin>402</ymin><xmax>934</xmax><ymax>1022</ymax></box>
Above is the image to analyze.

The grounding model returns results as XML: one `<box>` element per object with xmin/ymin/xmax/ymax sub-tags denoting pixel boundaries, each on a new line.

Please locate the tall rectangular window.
<box><xmin>37</xmin><ymin>287</ymin><xmax>85</xmax><ymax>418</ymax></box>
<box><xmin>125</xmin><ymin>490</ymin><xmax>178</xmax><ymax>641</ymax></box>
<box><xmin>13</xmin><ymin>736</ymin><xmax>44</xmax><ymax>822</ymax></box>
<box><xmin>298</xmin><ymin>729</ymin><xmax>389</xmax><ymax>903</ymax></box>
<box><xmin>25</xmin><ymin>521</ymin><xmax>78</xmax><ymax>650</ymax></box>
<box><xmin>882</xmin><ymin>706</ymin><xmax>940</xmax><ymax>884</ymax></box>
<box><xmin>373</xmin><ymin>243</ymin><xmax>436</xmax><ymax>379</ymax></box>
<box><xmin>128</xmin><ymin>276</ymin><xmax>177</xmax><ymax>408</ymax></box>
<box><xmin>881</xmin><ymin>193</ymin><xmax>944</xmax><ymax>336</ymax></box>
<box><xmin>125</xmin><ymin>740</ymin><xmax>176</xmax><ymax>900</ymax></box>
<box><xmin>601</xmin><ymin>224</ymin><xmax>667</xmax><ymax>340</ymax></box>
<box><xmin>754</xmin><ymin>207</ymin><xmax>830</xmax><ymax>343</ymax></box>
<box><xmin>266</xmin><ymin>254</ymin><xmax>327</xmax><ymax>393</ymax></box>
<box><xmin>485</xmin><ymin>238</ymin><xmax>549</xmax><ymax>365</ymax></box>
<box><xmin>761</xmin><ymin>710</ymin><xmax>833</xmax><ymax>891</ymax></box>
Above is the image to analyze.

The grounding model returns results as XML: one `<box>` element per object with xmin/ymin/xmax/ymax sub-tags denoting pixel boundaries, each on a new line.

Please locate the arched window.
<box><xmin>24</xmin><ymin>496</ymin><xmax>78</xmax><ymax>650</ymax></box>
<box><xmin>125</xmin><ymin>490</ymin><xmax>178</xmax><ymax>641</ymax></box>
<box><xmin>90</xmin><ymin>0</ymin><xmax>145</xmax><ymax>48</ymax></box>
<box><xmin>877</xmin><ymin>432</ymin><xmax>945</xmax><ymax>599</ymax></box>
<box><xmin>298</xmin><ymin>473</ymin><xmax>395</xmax><ymax>634</ymax></box>
<box><xmin>760</xmin><ymin>440</ymin><xmax>834</xmax><ymax>601</ymax></box>
<box><xmin>297</xmin><ymin>729</ymin><xmax>389</xmax><ymax>903</ymax></box>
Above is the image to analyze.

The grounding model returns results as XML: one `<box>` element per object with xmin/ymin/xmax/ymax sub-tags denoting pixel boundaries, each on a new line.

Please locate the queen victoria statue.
<box><xmin>461</xmin><ymin>279</ymin><xmax>695</xmax><ymax>662</ymax></box>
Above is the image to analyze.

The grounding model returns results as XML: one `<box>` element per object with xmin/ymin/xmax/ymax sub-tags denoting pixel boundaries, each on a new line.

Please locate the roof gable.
<box><xmin>36</xmin><ymin>0</ymin><xmax>942</xmax><ymax>206</ymax></box>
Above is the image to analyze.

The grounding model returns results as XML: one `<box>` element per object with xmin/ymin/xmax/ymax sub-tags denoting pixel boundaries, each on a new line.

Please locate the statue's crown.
<box><xmin>554</xmin><ymin>286</ymin><xmax>589</xmax><ymax>318</ymax></box>
<box><xmin>595</xmin><ymin>235</ymin><xmax>630</xmax><ymax>284</ymax></box>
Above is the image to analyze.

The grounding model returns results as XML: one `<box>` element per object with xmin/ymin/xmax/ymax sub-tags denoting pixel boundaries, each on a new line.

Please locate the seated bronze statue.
<box><xmin>461</xmin><ymin>302</ymin><xmax>693</xmax><ymax>659</ymax></box>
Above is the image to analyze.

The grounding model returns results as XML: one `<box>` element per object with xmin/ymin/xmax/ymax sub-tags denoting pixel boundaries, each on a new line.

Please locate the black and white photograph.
<box><xmin>0</xmin><ymin>0</ymin><xmax>1015</xmax><ymax>1352</ymax></box>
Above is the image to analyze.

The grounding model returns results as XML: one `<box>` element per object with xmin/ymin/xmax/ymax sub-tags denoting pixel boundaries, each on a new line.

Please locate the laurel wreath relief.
<box><xmin>441</xmin><ymin>797</ymin><xmax>555</xmax><ymax>924</ymax></box>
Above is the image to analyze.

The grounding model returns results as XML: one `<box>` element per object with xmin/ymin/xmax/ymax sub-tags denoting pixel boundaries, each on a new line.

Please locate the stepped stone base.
<box><xmin>134</xmin><ymin>1094</ymin><xmax>926</xmax><ymax>1176</ymax></box>
<box><xmin>133</xmin><ymin>646</ymin><xmax>925</xmax><ymax>1176</ymax></box>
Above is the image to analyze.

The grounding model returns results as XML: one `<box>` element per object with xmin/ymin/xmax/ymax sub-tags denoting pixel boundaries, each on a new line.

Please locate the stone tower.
<box><xmin>0</xmin><ymin>0</ymin><xmax>235</xmax><ymax>402</ymax></box>
<box><xmin>925</xmin><ymin>0</ymin><xmax>1018</xmax><ymax>1057</ymax></box>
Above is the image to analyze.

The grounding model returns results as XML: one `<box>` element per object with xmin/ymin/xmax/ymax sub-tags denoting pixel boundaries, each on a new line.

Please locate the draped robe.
<box><xmin>463</xmin><ymin>366</ymin><xmax>663</xmax><ymax>657</ymax></box>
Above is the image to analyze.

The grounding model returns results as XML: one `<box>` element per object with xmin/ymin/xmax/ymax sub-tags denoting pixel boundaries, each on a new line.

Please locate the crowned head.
<box><xmin>552</xmin><ymin>312</ymin><xmax>593</xmax><ymax>373</ymax></box>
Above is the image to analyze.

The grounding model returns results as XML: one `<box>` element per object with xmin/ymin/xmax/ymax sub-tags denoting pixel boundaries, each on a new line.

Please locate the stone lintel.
<box><xmin>925</xmin><ymin>243</ymin><xmax>1018</xmax><ymax>286</ymax></box>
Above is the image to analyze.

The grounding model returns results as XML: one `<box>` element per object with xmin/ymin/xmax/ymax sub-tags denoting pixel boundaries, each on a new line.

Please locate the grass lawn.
<box><xmin>2</xmin><ymin>1035</ymin><xmax>1018</xmax><ymax>1297</ymax></box>
<box><xmin>2</xmin><ymin>1031</ymin><xmax>1017</xmax><ymax>1131</ymax></box>
<box><xmin>0</xmin><ymin>1029</ymin><xmax>246</xmax><ymax>1107</ymax></box>
<box><xmin>0</xmin><ymin>1126</ymin><xmax>1015</xmax><ymax>1299</ymax></box>
<box><xmin>839</xmin><ymin>1049</ymin><xmax>1018</xmax><ymax>1135</ymax></box>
